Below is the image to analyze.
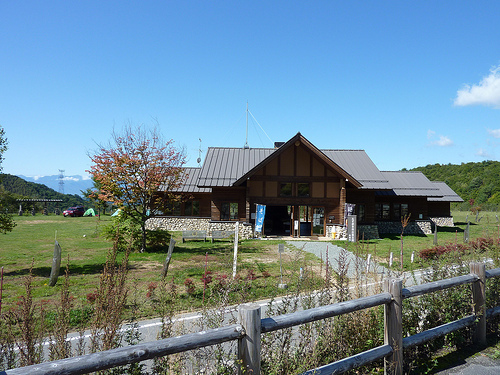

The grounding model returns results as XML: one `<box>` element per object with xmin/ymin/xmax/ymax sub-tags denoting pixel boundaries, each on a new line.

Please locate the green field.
<box><xmin>0</xmin><ymin>214</ymin><xmax>323</xmax><ymax>320</ymax></box>
<box><xmin>0</xmin><ymin>211</ymin><xmax>499</xmax><ymax>321</ymax></box>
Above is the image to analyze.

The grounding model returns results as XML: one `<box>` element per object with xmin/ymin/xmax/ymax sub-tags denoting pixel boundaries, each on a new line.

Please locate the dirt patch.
<box><xmin>23</xmin><ymin>220</ymin><xmax>61</xmax><ymax>224</ymax></box>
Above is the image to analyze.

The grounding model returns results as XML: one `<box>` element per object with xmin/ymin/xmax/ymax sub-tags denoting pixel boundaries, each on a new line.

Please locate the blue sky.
<box><xmin>1</xmin><ymin>1</ymin><xmax>500</xmax><ymax>180</ymax></box>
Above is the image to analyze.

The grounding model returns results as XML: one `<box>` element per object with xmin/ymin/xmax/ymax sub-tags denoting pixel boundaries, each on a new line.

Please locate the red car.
<box><xmin>63</xmin><ymin>206</ymin><xmax>85</xmax><ymax>217</ymax></box>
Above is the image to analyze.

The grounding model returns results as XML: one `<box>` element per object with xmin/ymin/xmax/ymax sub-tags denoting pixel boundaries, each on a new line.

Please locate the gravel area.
<box><xmin>286</xmin><ymin>240</ymin><xmax>389</xmax><ymax>278</ymax></box>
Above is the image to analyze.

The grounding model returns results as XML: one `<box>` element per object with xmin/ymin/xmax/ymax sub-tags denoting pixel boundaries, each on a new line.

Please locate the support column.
<box><xmin>238</xmin><ymin>303</ymin><xmax>261</xmax><ymax>375</ymax></box>
<box><xmin>471</xmin><ymin>262</ymin><xmax>487</xmax><ymax>347</ymax></box>
<box><xmin>384</xmin><ymin>278</ymin><xmax>403</xmax><ymax>375</ymax></box>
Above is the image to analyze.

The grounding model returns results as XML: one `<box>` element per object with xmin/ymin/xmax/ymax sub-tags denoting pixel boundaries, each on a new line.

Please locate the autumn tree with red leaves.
<box><xmin>88</xmin><ymin>125</ymin><xmax>186</xmax><ymax>252</ymax></box>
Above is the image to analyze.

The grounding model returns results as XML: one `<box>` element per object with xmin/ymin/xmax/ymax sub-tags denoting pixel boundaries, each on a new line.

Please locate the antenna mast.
<box><xmin>197</xmin><ymin>138</ymin><xmax>202</xmax><ymax>166</ymax></box>
<box><xmin>244</xmin><ymin>102</ymin><xmax>249</xmax><ymax>149</ymax></box>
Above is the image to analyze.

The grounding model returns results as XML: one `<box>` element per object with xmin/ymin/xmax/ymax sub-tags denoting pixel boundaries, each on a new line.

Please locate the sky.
<box><xmin>2</xmin><ymin>1</ymin><xmax>500</xmax><ymax>181</ymax></box>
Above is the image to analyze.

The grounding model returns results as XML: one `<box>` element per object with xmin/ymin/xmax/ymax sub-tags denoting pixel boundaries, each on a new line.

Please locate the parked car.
<box><xmin>63</xmin><ymin>205</ymin><xmax>85</xmax><ymax>217</ymax></box>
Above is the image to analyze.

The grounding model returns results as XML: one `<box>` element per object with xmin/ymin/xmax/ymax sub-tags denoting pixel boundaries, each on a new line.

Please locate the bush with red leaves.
<box><xmin>419</xmin><ymin>237</ymin><xmax>500</xmax><ymax>260</ymax></box>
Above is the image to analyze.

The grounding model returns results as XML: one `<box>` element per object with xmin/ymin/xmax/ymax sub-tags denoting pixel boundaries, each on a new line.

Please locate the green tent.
<box><xmin>83</xmin><ymin>208</ymin><xmax>95</xmax><ymax>217</ymax></box>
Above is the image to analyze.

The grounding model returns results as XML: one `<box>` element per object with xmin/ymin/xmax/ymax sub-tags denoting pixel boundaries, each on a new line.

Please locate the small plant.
<box><xmin>184</xmin><ymin>278</ymin><xmax>195</xmax><ymax>295</ymax></box>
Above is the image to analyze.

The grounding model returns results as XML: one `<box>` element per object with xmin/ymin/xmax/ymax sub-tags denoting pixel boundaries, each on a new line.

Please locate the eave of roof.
<box><xmin>378</xmin><ymin>171</ymin><xmax>443</xmax><ymax>197</ymax></box>
<box><xmin>428</xmin><ymin>181</ymin><xmax>464</xmax><ymax>202</ymax></box>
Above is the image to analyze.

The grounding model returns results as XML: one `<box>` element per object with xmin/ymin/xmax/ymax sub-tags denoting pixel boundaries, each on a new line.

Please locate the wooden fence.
<box><xmin>5</xmin><ymin>262</ymin><xmax>500</xmax><ymax>375</ymax></box>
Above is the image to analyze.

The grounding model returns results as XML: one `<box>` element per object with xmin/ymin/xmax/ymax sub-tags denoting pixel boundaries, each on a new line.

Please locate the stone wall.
<box><xmin>430</xmin><ymin>216</ymin><xmax>455</xmax><ymax>227</ymax></box>
<box><xmin>326</xmin><ymin>224</ymin><xmax>347</xmax><ymax>240</ymax></box>
<box><xmin>376</xmin><ymin>220</ymin><xmax>433</xmax><ymax>235</ymax></box>
<box><xmin>358</xmin><ymin>225</ymin><xmax>380</xmax><ymax>240</ymax></box>
<box><xmin>145</xmin><ymin>216</ymin><xmax>254</xmax><ymax>239</ymax></box>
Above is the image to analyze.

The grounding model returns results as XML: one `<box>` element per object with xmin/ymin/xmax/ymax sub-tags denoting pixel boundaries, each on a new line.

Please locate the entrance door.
<box><xmin>291</xmin><ymin>206</ymin><xmax>325</xmax><ymax>237</ymax></box>
<box><xmin>312</xmin><ymin>207</ymin><xmax>325</xmax><ymax>235</ymax></box>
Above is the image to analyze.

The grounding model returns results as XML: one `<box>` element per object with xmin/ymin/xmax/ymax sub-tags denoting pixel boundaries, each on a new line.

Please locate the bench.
<box><xmin>182</xmin><ymin>230</ymin><xmax>207</xmax><ymax>243</ymax></box>
<box><xmin>211</xmin><ymin>230</ymin><xmax>235</xmax><ymax>243</ymax></box>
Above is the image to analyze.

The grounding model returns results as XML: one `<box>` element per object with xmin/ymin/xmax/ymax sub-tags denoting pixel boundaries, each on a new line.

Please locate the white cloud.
<box><xmin>427</xmin><ymin>131</ymin><xmax>453</xmax><ymax>147</ymax></box>
<box><xmin>433</xmin><ymin>135</ymin><xmax>453</xmax><ymax>147</ymax></box>
<box><xmin>487</xmin><ymin>128</ymin><xmax>500</xmax><ymax>138</ymax></box>
<box><xmin>476</xmin><ymin>148</ymin><xmax>491</xmax><ymax>158</ymax></box>
<box><xmin>454</xmin><ymin>65</ymin><xmax>500</xmax><ymax>108</ymax></box>
<box><xmin>63</xmin><ymin>176</ymin><xmax>80</xmax><ymax>182</ymax></box>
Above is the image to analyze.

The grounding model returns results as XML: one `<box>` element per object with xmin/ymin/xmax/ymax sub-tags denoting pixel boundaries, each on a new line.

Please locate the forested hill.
<box><xmin>409</xmin><ymin>160</ymin><xmax>500</xmax><ymax>208</ymax></box>
<box><xmin>0</xmin><ymin>174</ymin><xmax>86</xmax><ymax>210</ymax></box>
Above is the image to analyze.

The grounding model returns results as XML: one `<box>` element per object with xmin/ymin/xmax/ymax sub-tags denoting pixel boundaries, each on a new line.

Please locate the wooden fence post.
<box><xmin>49</xmin><ymin>240</ymin><xmax>62</xmax><ymax>287</ymax></box>
<box><xmin>238</xmin><ymin>303</ymin><xmax>261</xmax><ymax>375</ymax></box>
<box><xmin>470</xmin><ymin>262</ymin><xmax>487</xmax><ymax>347</ymax></box>
<box><xmin>161</xmin><ymin>238</ymin><xmax>176</xmax><ymax>279</ymax></box>
<box><xmin>384</xmin><ymin>278</ymin><xmax>403</xmax><ymax>375</ymax></box>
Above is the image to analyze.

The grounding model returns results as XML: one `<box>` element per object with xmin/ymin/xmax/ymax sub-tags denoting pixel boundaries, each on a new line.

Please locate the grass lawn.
<box><xmin>338</xmin><ymin>210</ymin><xmax>500</xmax><ymax>271</ymax></box>
<box><xmin>0</xmin><ymin>210</ymin><xmax>499</xmax><ymax>322</ymax></box>
<box><xmin>0</xmin><ymin>214</ymin><xmax>322</xmax><ymax>321</ymax></box>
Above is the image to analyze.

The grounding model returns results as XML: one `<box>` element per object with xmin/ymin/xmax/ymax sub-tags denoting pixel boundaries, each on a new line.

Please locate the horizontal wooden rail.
<box><xmin>4</xmin><ymin>264</ymin><xmax>500</xmax><ymax>375</ymax></box>
<box><xmin>300</xmin><ymin>344</ymin><xmax>393</xmax><ymax>375</ymax></box>
<box><xmin>402</xmin><ymin>274</ymin><xmax>477</xmax><ymax>299</ymax></box>
<box><xmin>5</xmin><ymin>324</ymin><xmax>244</xmax><ymax>375</ymax></box>
<box><xmin>486</xmin><ymin>268</ymin><xmax>500</xmax><ymax>279</ymax></box>
<box><xmin>487</xmin><ymin>305</ymin><xmax>500</xmax><ymax>319</ymax></box>
<box><xmin>403</xmin><ymin>315</ymin><xmax>476</xmax><ymax>349</ymax></box>
<box><xmin>261</xmin><ymin>293</ymin><xmax>392</xmax><ymax>333</ymax></box>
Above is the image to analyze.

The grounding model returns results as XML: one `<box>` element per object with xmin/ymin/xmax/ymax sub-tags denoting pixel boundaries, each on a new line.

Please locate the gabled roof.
<box><xmin>428</xmin><ymin>181</ymin><xmax>464</xmax><ymax>202</ymax></box>
<box><xmin>376</xmin><ymin>171</ymin><xmax>443</xmax><ymax>197</ymax></box>
<box><xmin>181</xmin><ymin>133</ymin><xmax>462</xmax><ymax>203</ymax></box>
<box><xmin>232</xmin><ymin>133</ymin><xmax>362</xmax><ymax>187</ymax></box>
<box><xmin>170</xmin><ymin>167</ymin><xmax>212</xmax><ymax>193</ymax></box>
<box><xmin>322</xmin><ymin>150</ymin><xmax>390</xmax><ymax>189</ymax></box>
<box><xmin>197</xmin><ymin>147</ymin><xmax>275</xmax><ymax>187</ymax></box>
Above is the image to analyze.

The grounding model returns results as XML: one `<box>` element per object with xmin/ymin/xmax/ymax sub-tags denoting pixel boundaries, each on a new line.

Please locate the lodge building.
<box><xmin>147</xmin><ymin>133</ymin><xmax>462</xmax><ymax>239</ymax></box>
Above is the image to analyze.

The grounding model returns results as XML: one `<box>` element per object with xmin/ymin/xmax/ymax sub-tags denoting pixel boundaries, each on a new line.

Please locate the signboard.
<box><xmin>255</xmin><ymin>204</ymin><xmax>266</xmax><ymax>233</ymax></box>
<box><xmin>347</xmin><ymin>215</ymin><xmax>357</xmax><ymax>242</ymax></box>
<box><xmin>345</xmin><ymin>203</ymin><xmax>356</xmax><ymax>223</ymax></box>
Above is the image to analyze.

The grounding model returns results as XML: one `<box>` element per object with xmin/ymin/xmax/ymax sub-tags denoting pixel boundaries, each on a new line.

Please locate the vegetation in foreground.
<box><xmin>0</xmin><ymin>210</ymin><xmax>499</xmax><ymax>373</ymax></box>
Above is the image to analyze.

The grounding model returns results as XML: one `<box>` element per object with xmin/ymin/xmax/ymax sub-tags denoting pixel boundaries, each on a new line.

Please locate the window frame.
<box><xmin>221</xmin><ymin>202</ymin><xmax>239</xmax><ymax>221</ymax></box>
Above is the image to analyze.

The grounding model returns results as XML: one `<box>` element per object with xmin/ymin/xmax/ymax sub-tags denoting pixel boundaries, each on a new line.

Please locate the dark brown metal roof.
<box><xmin>322</xmin><ymin>150</ymin><xmax>391</xmax><ymax>189</ymax></box>
<box><xmin>378</xmin><ymin>171</ymin><xmax>443</xmax><ymax>197</ymax></box>
<box><xmin>428</xmin><ymin>181</ymin><xmax>464</xmax><ymax>202</ymax></box>
<box><xmin>169</xmin><ymin>167</ymin><xmax>211</xmax><ymax>193</ymax></box>
<box><xmin>198</xmin><ymin>147</ymin><xmax>275</xmax><ymax>187</ymax></box>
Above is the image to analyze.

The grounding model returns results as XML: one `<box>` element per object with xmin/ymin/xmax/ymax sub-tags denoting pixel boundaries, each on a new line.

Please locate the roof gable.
<box><xmin>233</xmin><ymin>133</ymin><xmax>363</xmax><ymax>187</ymax></box>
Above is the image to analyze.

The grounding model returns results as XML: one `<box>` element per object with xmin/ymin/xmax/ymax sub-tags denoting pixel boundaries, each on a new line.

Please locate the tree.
<box><xmin>0</xmin><ymin>125</ymin><xmax>16</xmax><ymax>234</ymax></box>
<box><xmin>88</xmin><ymin>124</ymin><xmax>186</xmax><ymax>252</ymax></box>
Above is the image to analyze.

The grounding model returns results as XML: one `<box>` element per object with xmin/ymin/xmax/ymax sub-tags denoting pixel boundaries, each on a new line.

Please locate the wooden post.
<box><xmin>232</xmin><ymin>222</ymin><xmax>239</xmax><ymax>278</ymax></box>
<box><xmin>161</xmin><ymin>238</ymin><xmax>176</xmax><ymax>279</ymax></box>
<box><xmin>49</xmin><ymin>240</ymin><xmax>62</xmax><ymax>287</ymax></box>
<box><xmin>238</xmin><ymin>303</ymin><xmax>261</xmax><ymax>375</ymax></box>
<box><xmin>470</xmin><ymin>263</ymin><xmax>487</xmax><ymax>347</ymax></box>
<box><xmin>384</xmin><ymin>279</ymin><xmax>403</xmax><ymax>375</ymax></box>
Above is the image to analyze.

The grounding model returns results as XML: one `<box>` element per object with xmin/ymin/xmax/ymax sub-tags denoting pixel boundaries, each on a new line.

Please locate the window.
<box><xmin>280</xmin><ymin>183</ymin><xmax>292</xmax><ymax>197</ymax></box>
<box><xmin>184</xmin><ymin>200</ymin><xmax>199</xmax><ymax>216</ymax></box>
<box><xmin>166</xmin><ymin>201</ymin><xmax>181</xmax><ymax>216</ymax></box>
<box><xmin>297</xmin><ymin>183</ymin><xmax>310</xmax><ymax>197</ymax></box>
<box><xmin>393</xmin><ymin>203</ymin><xmax>401</xmax><ymax>220</ymax></box>
<box><xmin>357</xmin><ymin>204</ymin><xmax>365</xmax><ymax>222</ymax></box>
<box><xmin>221</xmin><ymin>202</ymin><xmax>238</xmax><ymax>221</ymax></box>
<box><xmin>375</xmin><ymin>203</ymin><xmax>390</xmax><ymax>220</ymax></box>
<box><xmin>393</xmin><ymin>203</ymin><xmax>409</xmax><ymax>220</ymax></box>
